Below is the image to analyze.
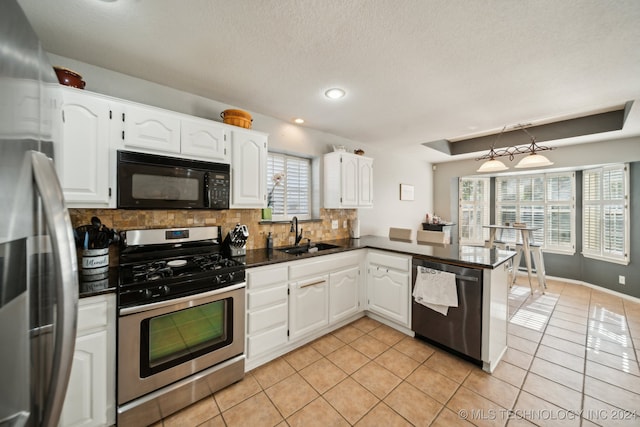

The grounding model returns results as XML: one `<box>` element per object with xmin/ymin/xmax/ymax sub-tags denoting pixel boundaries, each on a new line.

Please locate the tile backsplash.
<box><xmin>69</xmin><ymin>208</ymin><xmax>356</xmax><ymax>266</ymax></box>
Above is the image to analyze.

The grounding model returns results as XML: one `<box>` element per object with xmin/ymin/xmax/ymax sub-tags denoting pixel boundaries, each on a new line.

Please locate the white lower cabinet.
<box><xmin>288</xmin><ymin>275</ymin><xmax>329</xmax><ymax>341</ymax></box>
<box><xmin>366</xmin><ymin>251</ymin><xmax>411</xmax><ymax>328</ymax></box>
<box><xmin>245</xmin><ymin>265</ymin><xmax>288</xmax><ymax>362</ymax></box>
<box><xmin>59</xmin><ymin>294</ymin><xmax>115</xmax><ymax>427</ymax></box>
<box><xmin>244</xmin><ymin>249</ymin><xmax>418</xmax><ymax>371</ymax></box>
<box><xmin>329</xmin><ymin>266</ymin><xmax>360</xmax><ymax>323</ymax></box>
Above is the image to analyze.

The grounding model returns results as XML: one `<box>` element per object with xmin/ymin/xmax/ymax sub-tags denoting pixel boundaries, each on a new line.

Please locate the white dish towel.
<box><xmin>412</xmin><ymin>266</ymin><xmax>458</xmax><ymax>315</ymax></box>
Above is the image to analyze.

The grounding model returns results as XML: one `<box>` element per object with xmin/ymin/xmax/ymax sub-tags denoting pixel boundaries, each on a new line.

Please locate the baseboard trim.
<box><xmin>513</xmin><ymin>271</ymin><xmax>640</xmax><ymax>304</ymax></box>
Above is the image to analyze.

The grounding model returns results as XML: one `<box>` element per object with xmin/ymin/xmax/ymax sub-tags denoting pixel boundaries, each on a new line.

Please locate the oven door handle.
<box><xmin>119</xmin><ymin>282</ymin><xmax>246</xmax><ymax>316</ymax></box>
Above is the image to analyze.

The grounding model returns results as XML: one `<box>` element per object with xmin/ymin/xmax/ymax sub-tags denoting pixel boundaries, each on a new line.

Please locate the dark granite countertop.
<box><xmin>79</xmin><ymin>236</ymin><xmax>515</xmax><ymax>297</ymax></box>
<box><xmin>244</xmin><ymin>235</ymin><xmax>515</xmax><ymax>270</ymax></box>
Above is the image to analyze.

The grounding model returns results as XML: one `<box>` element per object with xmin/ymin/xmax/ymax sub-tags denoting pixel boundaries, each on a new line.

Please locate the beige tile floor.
<box><xmin>152</xmin><ymin>278</ymin><xmax>640</xmax><ymax>426</ymax></box>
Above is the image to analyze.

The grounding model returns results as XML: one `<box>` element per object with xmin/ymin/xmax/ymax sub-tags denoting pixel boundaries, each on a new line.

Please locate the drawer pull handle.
<box><xmin>300</xmin><ymin>280</ymin><xmax>326</xmax><ymax>289</ymax></box>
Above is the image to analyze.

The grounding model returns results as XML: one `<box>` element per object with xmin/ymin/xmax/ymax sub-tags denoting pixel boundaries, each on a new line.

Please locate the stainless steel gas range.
<box><xmin>116</xmin><ymin>226</ymin><xmax>245</xmax><ymax>426</ymax></box>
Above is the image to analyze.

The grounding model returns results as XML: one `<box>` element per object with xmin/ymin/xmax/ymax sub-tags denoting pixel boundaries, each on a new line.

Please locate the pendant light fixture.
<box><xmin>476</xmin><ymin>127</ymin><xmax>508</xmax><ymax>172</ymax></box>
<box><xmin>476</xmin><ymin>124</ymin><xmax>554</xmax><ymax>172</ymax></box>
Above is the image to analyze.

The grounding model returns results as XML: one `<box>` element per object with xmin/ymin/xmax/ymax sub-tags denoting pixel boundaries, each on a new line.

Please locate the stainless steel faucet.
<box><xmin>290</xmin><ymin>216</ymin><xmax>303</xmax><ymax>246</ymax></box>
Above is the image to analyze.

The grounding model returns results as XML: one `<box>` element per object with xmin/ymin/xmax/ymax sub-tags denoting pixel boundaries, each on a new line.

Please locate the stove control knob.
<box><xmin>142</xmin><ymin>289</ymin><xmax>153</xmax><ymax>300</ymax></box>
<box><xmin>214</xmin><ymin>275</ymin><xmax>223</xmax><ymax>285</ymax></box>
<box><xmin>227</xmin><ymin>272</ymin><xmax>235</xmax><ymax>282</ymax></box>
<box><xmin>159</xmin><ymin>285</ymin><xmax>170</xmax><ymax>296</ymax></box>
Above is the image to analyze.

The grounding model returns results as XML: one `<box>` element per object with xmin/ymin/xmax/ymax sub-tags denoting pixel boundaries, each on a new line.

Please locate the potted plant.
<box><xmin>263</xmin><ymin>172</ymin><xmax>285</xmax><ymax>220</ymax></box>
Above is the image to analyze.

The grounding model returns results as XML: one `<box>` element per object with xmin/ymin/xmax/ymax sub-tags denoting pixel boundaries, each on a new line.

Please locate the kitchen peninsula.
<box><xmin>243</xmin><ymin>236</ymin><xmax>515</xmax><ymax>373</ymax></box>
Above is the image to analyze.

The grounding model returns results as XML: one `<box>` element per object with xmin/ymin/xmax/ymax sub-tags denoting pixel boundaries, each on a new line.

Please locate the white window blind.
<box><xmin>495</xmin><ymin>172</ymin><xmax>575</xmax><ymax>253</ymax></box>
<box><xmin>458</xmin><ymin>177</ymin><xmax>490</xmax><ymax>245</ymax></box>
<box><xmin>582</xmin><ymin>165</ymin><xmax>629</xmax><ymax>264</ymax></box>
<box><xmin>267</xmin><ymin>153</ymin><xmax>311</xmax><ymax>220</ymax></box>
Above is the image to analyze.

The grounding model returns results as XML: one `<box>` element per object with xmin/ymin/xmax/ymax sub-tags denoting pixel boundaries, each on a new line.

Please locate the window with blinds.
<box><xmin>582</xmin><ymin>164</ymin><xmax>629</xmax><ymax>264</ymax></box>
<box><xmin>458</xmin><ymin>177</ymin><xmax>490</xmax><ymax>245</ymax></box>
<box><xmin>495</xmin><ymin>172</ymin><xmax>575</xmax><ymax>253</ymax></box>
<box><xmin>266</xmin><ymin>153</ymin><xmax>311</xmax><ymax>220</ymax></box>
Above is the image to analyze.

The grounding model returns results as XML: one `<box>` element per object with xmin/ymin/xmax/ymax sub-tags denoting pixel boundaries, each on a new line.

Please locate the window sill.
<box><xmin>581</xmin><ymin>252</ymin><xmax>629</xmax><ymax>266</ymax></box>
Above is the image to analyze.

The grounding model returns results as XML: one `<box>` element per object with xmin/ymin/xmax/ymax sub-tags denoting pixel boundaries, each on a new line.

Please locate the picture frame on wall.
<box><xmin>400</xmin><ymin>183</ymin><xmax>414</xmax><ymax>201</ymax></box>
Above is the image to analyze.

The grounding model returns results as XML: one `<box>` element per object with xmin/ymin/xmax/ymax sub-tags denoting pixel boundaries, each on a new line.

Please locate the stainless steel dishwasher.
<box><xmin>411</xmin><ymin>257</ymin><xmax>483</xmax><ymax>363</ymax></box>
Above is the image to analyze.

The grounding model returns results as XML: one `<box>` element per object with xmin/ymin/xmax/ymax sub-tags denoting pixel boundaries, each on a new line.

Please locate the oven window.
<box><xmin>132</xmin><ymin>173</ymin><xmax>199</xmax><ymax>201</ymax></box>
<box><xmin>140</xmin><ymin>298</ymin><xmax>232</xmax><ymax>377</ymax></box>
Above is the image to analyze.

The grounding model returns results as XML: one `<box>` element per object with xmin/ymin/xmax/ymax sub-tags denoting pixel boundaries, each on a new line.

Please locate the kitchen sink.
<box><xmin>277</xmin><ymin>242</ymin><xmax>341</xmax><ymax>255</ymax></box>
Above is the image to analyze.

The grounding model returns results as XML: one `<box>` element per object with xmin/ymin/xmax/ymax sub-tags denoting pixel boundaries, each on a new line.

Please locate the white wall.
<box><xmin>50</xmin><ymin>54</ymin><xmax>434</xmax><ymax>233</ymax></box>
<box><xmin>357</xmin><ymin>145</ymin><xmax>433</xmax><ymax>238</ymax></box>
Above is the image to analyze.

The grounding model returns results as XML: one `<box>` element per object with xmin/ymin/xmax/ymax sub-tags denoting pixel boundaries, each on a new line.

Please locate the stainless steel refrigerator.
<box><xmin>1</xmin><ymin>1</ymin><xmax>79</xmax><ymax>426</ymax></box>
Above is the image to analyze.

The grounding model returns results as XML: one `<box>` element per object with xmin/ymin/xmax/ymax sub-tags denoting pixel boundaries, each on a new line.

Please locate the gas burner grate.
<box><xmin>132</xmin><ymin>261</ymin><xmax>174</xmax><ymax>282</ymax></box>
<box><xmin>122</xmin><ymin>253</ymin><xmax>244</xmax><ymax>286</ymax></box>
<box><xmin>192</xmin><ymin>254</ymin><xmax>242</xmax><ymax>271</ymax></box>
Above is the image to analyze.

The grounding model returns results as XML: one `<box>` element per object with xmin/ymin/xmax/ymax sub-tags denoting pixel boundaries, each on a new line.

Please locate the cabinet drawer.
<box><xmin>289</xmin><ymin>251</ymin><xmax>362</xmax><ymax>280</ymax></box>
<box><xmin>368</xmin><ymin>250</ymin><xmax>410</xmax><ymax>272</ymax></box>
<box><xmin>247</xmin><ymin>324</ymin><xmax>288</xmax><ymax>358</ymax></box>
<box><xmin>247</xmin><ymin>266</ymin><xmax>288</xmax><ymax>290</ymax></box>
<box><xmin>77</xmin><ymin>298</ymin><xmax>108</xmax><ymax>333</ymax></box>
<box><xmin>247</xmin><ymin>302</ymin><xmax>287</xmax><ymax>335</ymax></box>
<box><xmin>247</xmin><ymin>285</ymin><xmax>287</xmax><ymax>310</ymax></box>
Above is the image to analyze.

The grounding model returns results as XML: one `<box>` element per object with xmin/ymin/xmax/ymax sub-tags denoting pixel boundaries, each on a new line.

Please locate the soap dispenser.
<box><xmin>266</xmin><ymin>232</ymin><xmax>273</xmax><ymax>251</ymax></box>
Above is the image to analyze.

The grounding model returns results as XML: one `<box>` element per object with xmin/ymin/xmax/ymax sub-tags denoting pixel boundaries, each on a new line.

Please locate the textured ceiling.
<box><xmin>17</xmin><ymin>0</ymin><xmax>640</xmax><ymax>162</ymax></box>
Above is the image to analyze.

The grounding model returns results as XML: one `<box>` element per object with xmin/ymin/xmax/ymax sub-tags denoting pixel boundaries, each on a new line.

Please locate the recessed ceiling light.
<box><xmin>325</xmin><ymin>88</ymin><xmax>346</xmax><ymax>99</ymax></box>
<box><xmin>294</xmin><ymin>118</ymin><xmax>304</xmax><ymax>124</ymax></box>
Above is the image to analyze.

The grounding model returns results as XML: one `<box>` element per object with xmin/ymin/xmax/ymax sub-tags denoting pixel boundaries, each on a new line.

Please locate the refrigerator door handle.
<box><xmin>31</xmin><ymin>151</ymin><xmax>79</xmax><ymax>427</ymax></box>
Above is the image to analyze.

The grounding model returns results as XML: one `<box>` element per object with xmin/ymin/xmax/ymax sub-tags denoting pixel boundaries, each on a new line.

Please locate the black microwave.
<box><xmin>117</xmin><ymin>150</ymin><xmax>230</xmax><ymax>209</ymax></box>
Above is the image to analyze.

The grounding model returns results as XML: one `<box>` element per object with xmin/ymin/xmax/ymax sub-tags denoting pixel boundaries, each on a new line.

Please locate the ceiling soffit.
<box><xmin>423</xmin><ymin>102</ymin><xmax>632</xmax><ymax>156</ymax></box>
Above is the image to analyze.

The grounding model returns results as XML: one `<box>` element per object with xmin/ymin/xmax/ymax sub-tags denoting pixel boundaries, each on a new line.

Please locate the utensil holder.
<box><xmin>81</xmin><ymin>248</ymin><xmax>109</xmax><ymax>275</ymax></box>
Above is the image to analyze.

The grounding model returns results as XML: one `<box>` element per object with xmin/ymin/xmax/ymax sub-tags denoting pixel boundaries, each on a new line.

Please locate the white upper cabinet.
<box><xmin>357</xmin><ymin>156</ymin><xmax>374</xmax><ymax>207</ymax></box>
<box><xmin>57</xmin><ymin>88</ymin><xmax>266</xmax><ymax>208</ymax></box>
<box><xmin>118</xmin><ymin>100</ymin><xmax>232</xmax><ymax>163</ymax></box>
<box><xmin>181</xmin><ymin>116</ymin><xmax>229</xmax><ymax>162</ymax></box>
<box><xmin>340</xmin><ymin>154</ymin><xmax>359</xmax><ymax>207</ymax></box>
<box><xmin>324</xmin><ymin>152</ymin><xmax>373</xmax><ymax>208</ymax></box>
<box><xmin>121</xmin><ymin>102</ymin><xmax>181</xmax><ymax>153</ymax></box>
<box><xmin>58</xmin><ymin>88</ymin><xmax>112</xmax><ymax>207</ymax></box>
<box><xmin>230</xmin><ymin>128</ymin><xmax>267</xmax><ymax>208</ymax></box>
